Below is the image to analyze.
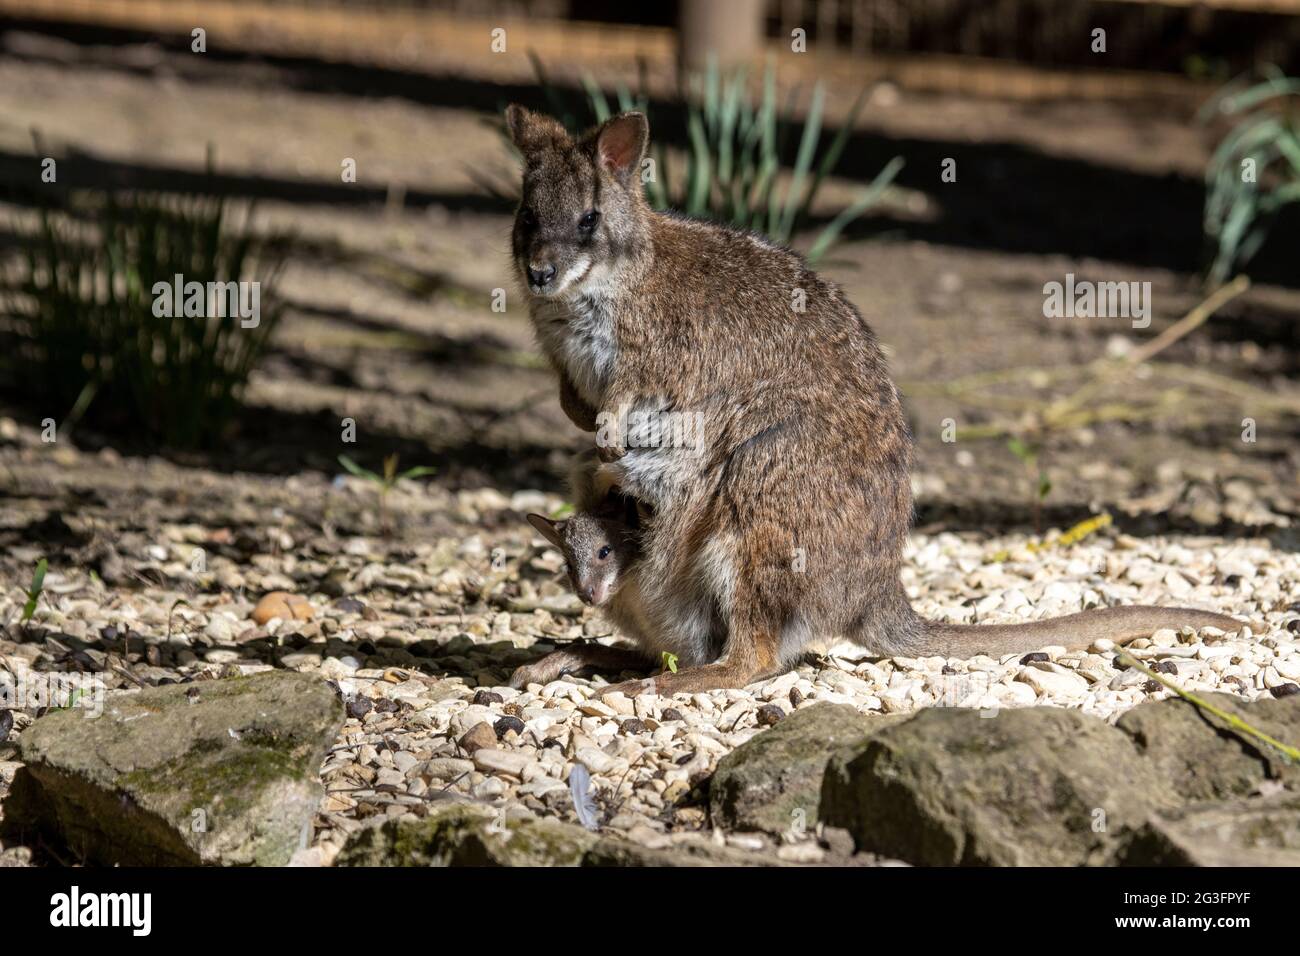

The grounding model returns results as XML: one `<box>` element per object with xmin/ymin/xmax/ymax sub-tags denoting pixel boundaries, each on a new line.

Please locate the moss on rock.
<box><xmin>4</xmin><ymin>671</ymin><xmax>342</xmax><ymax>866</ymax></box>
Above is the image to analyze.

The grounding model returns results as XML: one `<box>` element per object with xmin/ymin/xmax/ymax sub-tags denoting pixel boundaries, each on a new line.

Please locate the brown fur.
<box><xmin>505</xmin><ymin>104</ymin><xmax>1244</xmax><ymax>696</ymax></box>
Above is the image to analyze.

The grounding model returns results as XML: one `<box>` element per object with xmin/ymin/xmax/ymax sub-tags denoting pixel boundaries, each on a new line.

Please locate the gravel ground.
<box><xmin>2</xmin><ymin>34</ymin><xmax>1299</xmax><ymax>864</ymax></box>
<box><xmin>2</xmin><ymin>421</ymin><xmax>1297</xmax><ymax>866</ymax></box>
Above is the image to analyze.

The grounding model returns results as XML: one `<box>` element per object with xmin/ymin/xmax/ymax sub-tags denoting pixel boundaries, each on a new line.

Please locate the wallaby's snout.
<box><xmin>527</xmin><ymin>261</ymin><xmax>557</xmax><ymax>289</ymax></box>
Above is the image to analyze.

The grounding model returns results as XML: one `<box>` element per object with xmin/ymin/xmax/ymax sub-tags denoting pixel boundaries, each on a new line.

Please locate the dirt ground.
<box><xmin>0</xmin><ymin>23</ymin><xmax>1298</xmax><ymax>863</ymax></box>
<box><xmin>2</xmin><ymin>26</ymin><xmax>1297</xmax><ymax>514</ymax></box>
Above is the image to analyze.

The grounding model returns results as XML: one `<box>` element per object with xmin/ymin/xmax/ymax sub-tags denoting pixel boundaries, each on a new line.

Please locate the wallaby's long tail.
<box><xmin>915</xmin><ymin>606</ymin><xmax>1245</xmax><ymax>658</ymax></box>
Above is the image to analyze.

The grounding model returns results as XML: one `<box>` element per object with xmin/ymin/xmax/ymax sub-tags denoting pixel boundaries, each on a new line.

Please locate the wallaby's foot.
<box><xmin>598</xmin><ymin>658</ymin><xmax>781</xmax><ymax>698</ymax></box>
<box><xmin>508</xmin><ymin>642</ymin><xmax>649</xmax><ymax>689</ymax></box>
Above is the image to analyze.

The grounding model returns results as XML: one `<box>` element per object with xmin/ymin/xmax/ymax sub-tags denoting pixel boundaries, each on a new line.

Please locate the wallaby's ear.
<box><xmin>593</xmin><ymin>112</ymin><xmax>649</xmax><ymax>184</ymax></box>
<box><xmin>526</xmin><ymin>512</ymin><xmax>566</xmax><ymax>550</ymax></box>
<box><xmin>505</xmin><ymin>104</ymin><xmax>566</xmax><ymax>156</ymax></box>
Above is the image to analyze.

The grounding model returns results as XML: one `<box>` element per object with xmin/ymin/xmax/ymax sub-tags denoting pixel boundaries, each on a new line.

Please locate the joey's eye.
<box><xmin>519</xmin><ymin>208</ymin><xmax>537</xmax><ymax>229</ymax></box>
<box><xmin>597</xmin><ymin>546</ymin><xmax>611</xmax><ymax>560</ymax></box>
<box><xmin>578</xmin><ymin>210</ymin><xmax>600</xmax><ymax>232</ymax></box>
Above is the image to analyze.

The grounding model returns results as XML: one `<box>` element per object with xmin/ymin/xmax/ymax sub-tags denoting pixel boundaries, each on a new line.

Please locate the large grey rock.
<box><xmin>1122</xmin><ymin>793</ymin><xmax>1300</xmax><ymax>866</ymax></box>
<box><xmin>1116</xmin><ymin>692</ymin><xmax>1300</xmax><ymax>801</ymax></box>
<box><xmin>337</xmin><ymin>802</ymin><xmax>790</xmax><ymax>867</ymax></box>
<box><xmin>819</xmin><ymin>694</ymin><xmax>1300</xmax><ymax>867</ymax></box>
<box><xmin>820</xmin><ymin>706</ymin><xmax>1171</xmax><ymax>866</ymax></box>
<box><xmin>4</xmin><ymin>671</ymin><xmax>342</xmax><ymax>866</ymax></box>
<box><xmin>709</xmin><ymin>703</ymin><xmax>910</xmax><ymax>834</ymax></box>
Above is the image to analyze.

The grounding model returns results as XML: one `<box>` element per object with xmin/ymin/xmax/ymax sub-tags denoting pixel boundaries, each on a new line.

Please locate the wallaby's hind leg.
<box><xmin>508</xmin><ymin>642</ymin><xmax>650</xmax><ymax>689</ymax></box>
<box><xmin>598</xmin><ymin>622</ymin><xmax>782</xmax><ymax>698</ymax></box>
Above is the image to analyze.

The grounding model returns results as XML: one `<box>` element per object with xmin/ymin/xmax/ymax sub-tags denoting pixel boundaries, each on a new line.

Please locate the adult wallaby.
<box><xmin>505</xmin><ymin>104</ymin><xmax>1241</xmax><ymax>696</ymax></box>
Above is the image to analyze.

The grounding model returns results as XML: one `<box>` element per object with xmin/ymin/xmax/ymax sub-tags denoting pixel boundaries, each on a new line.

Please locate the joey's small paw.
<box><xmin>599</xmin><ymin>677</ymin><xmax>659</xmax><ymax>699</ymax></box>
<box><xmin>596</xmin><ymin>442</ymin><xmax>625</xmax><ymax>463</ymax></box>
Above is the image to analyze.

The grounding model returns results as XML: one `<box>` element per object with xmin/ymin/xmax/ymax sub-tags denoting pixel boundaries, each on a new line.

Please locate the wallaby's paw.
<box><xmin>508</xmin><ymin>658</ymin><xmax>568</xmax><ymax>689</ymax></box>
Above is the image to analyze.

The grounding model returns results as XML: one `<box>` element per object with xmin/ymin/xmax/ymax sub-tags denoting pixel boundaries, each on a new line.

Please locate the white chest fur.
<box><xmin>531</xmin><ymin>289</ymin><xmax>618</xmax><ymax>408</ymax></box>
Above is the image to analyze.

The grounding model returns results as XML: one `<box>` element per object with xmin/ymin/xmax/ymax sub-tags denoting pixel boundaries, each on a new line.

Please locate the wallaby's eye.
<box><xmin>578</xmin><ymin>210</ymin><xmax>600</xmax><ymax>232</ymax></box>
<box><xmin>519</xmin><ymin>207</ymin><xmax>537</xmax><ymax>229</ymax></box>
<box><xmin>597</xmin><ymin>545</ymin><xmax>611</xmax><ymax>560</ymax></box>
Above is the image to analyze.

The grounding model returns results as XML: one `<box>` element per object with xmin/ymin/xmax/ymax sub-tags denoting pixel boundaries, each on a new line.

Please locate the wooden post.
<box><xmin>679</xmin><ymin>0</ymin><xmax>766</xmax><ymax>73</ymax></box>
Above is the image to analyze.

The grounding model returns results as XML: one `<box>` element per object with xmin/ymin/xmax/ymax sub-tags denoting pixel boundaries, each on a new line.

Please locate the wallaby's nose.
<box><xmin>528</xmin><ymin>263</ymin><xmax>557</xmax><ymax>288</ymax></box>
<box><xmin>579</xmin><ymin>584</ymin><xmax>596</xmax><ymax>604</ymax></box>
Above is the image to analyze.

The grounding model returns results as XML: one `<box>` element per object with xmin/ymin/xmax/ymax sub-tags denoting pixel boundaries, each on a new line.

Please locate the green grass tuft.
<box><xmin>2</xmin><ymin>191</ymin><xmax>289</xmax><ymax>448</ymax></box>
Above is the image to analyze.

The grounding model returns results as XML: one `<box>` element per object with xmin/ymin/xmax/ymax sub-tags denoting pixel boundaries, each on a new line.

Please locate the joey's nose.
<box><xmin>528</xmin><ymin>263</ymin><xmax>557</xmax><ymax>288</ymax></box>
<box><xmin>580</xmin><ymin>584</ymin><xmax>596</xmax><ymax>604</ymax></box>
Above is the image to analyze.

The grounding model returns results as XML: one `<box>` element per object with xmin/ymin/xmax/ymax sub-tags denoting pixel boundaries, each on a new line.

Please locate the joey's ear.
<box><xmin>593</xmin><ymin>112</ymin><xmax>649</xmax><ymax>184</ymax></box>
<box><xmin>505</xmin><ymin>104</ymin><xmax>565</xmax><ymax>156</ymax></box>
<box><xmin>622</xmin><ymin>494</ymin><xmax>640</xmax><ymax>529</ymax></box>
<box><xmin>526</xmin><ymin>513</ymin><xmax>566</xmax><ymax>549</ymax></box>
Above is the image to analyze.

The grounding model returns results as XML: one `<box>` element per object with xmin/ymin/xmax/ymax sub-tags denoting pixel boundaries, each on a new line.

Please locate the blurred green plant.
<box><xmin>519</xmin><ymin>55</ymin><xmax>902</xmax><ymax>264</ymax></box>
<box><xmin>1</xmin><ymin>191</ymin><xmax>287</xmax><ymax>448</ymax></box>
<box><xmin>20</xmin><ymin>558</ymin><xmax>47</xmax><ymax>625</ymax></box>
<box><xmin>338</xmin><ymin>453</ymin><xmax>436</xmax><ymax>532</ymax></box>
<box><xmin>1201</xmin><ymin>67</ymin><xmax>1300</xmax><ymax>287</ymax></box>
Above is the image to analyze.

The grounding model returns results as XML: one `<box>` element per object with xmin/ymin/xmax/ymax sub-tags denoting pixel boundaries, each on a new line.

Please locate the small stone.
<box><xmin>473</xmin><ymin>777</ymin><xmax>506</xmax><ymax>799</ymax></box>
<box><xmin>1015</xmin><ymin>663</ymin><xmax>1089</xmax><ymax>697</ymax></box>
<box><xmin>334</xmin><ymin>598</ymin><xmax>366</xmax><ymax>614</ymax></box>
<box><xmin>619</xmin><ymin>718</ymin><xmax>646</xmax><ymax>735</ymax></box>
<box><xmin>1151</xmin><ymin>661</ymin><xmax>1178</xmax><ymax>676</ymax></box>
<box><xmin>1269</xmin><ymin>683</ymin><xmax>1300</xmax><ymax>699</ymax></box>
<box><xmin>777</xmin><ymin>843</ymin><xmax>826</xmax><ymax>863</ymax></box>
<box><xmin>1143</xmin><ymin>680</ymin><xmax>1163</xmax><ymax>693</ymax></box>
<box><xmin>204</xmin><ymin>616</ymin><xmax>234</xmax><ymax>642</ymax></box>
<box><xmin>346</xmin><ymin>697</ymin><xmax>373</xmax><ymax>720</ymax></box>
<box><xmin>252</xmin><ymin>591</ymin><xmax>314</xmax><ymax>625</ymax></box>
<box><xmin>661</xmin><ymin>708</ymin><xmax>684</xmax><ymax>722</ymax></box>
<box><xmin>458</xmin><ymin>721</ymin><xmax>498</xmax><ymax>755</ymax></box>
<box><xmin>494</xmin><ymin>715</ymin><xmax>526</xmax><ymax>739</ymax></box>
<box><xmin>473</xmin><ymin>748</ymin><xmax>533</xmax><ymax>778</ymax></box>
<box><xmin>756</xmin><ymin>704</ymin><xmax>785</xmax><ymax>727</ymax></box>
<box><xmin>1019</xmin><ymin>652</ymin><xmax>1050</xmax><ymax>665</ymax></box>
<box><xmin>603</xmin><ymin>692</ymin><xmax>636</xmax><ymax>716</ymax></box>
<box><xmin>392</xmin><ymin>752</ymin><xmax>418</xmax><ymax>774</ymax></box>
<box><xmin>473</xmin><ymin>690</ymin><xmax>504</xmax><ymax>707</ymax></box>
<box><xmin>789</xmin><ymin>688</ymin><xmax>804</xmax><ymax>708</ymax></box>
<box><xmin>821</xmin><ymin>826</ymin><xmax>856</xmax><ymax>857</ymax></box>
<box><xmin>576</xmin><ymin>747</ymin><xmax>625</xmax><ymax>775</ymax></box>
<box><xmin>422</xmin><ymin>757</ymin><xmax>474</xmax><ymax>780</ymax></box>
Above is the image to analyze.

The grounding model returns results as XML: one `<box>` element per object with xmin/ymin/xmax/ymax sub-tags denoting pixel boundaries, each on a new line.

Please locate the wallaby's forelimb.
<box><xmin>509</xmin><ymin>641</ymin><xmax>650</xmax><ymax>689</ymax></box>
<box><xmin>558</xmin><ymin>370</ymin><xmax>599</xmax><ymax>432</ymax></box>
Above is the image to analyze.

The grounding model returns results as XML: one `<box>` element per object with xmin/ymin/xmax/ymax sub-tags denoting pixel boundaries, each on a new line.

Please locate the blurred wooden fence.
<box><xmin>2</xmin><ymin>0</ymin><xmax>1297</xmax><ymax>75</ymax></box>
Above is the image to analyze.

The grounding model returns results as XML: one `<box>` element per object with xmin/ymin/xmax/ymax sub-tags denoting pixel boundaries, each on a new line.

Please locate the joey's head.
<box><xmin>527</xmin><ymin>510</ymin><xmax>637</xmax><ymax>607</ymax></box>
<box><xmin>505</xmin><ymin>105</ymin><xmax>651</xmax><ymax>299</ymax></box>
